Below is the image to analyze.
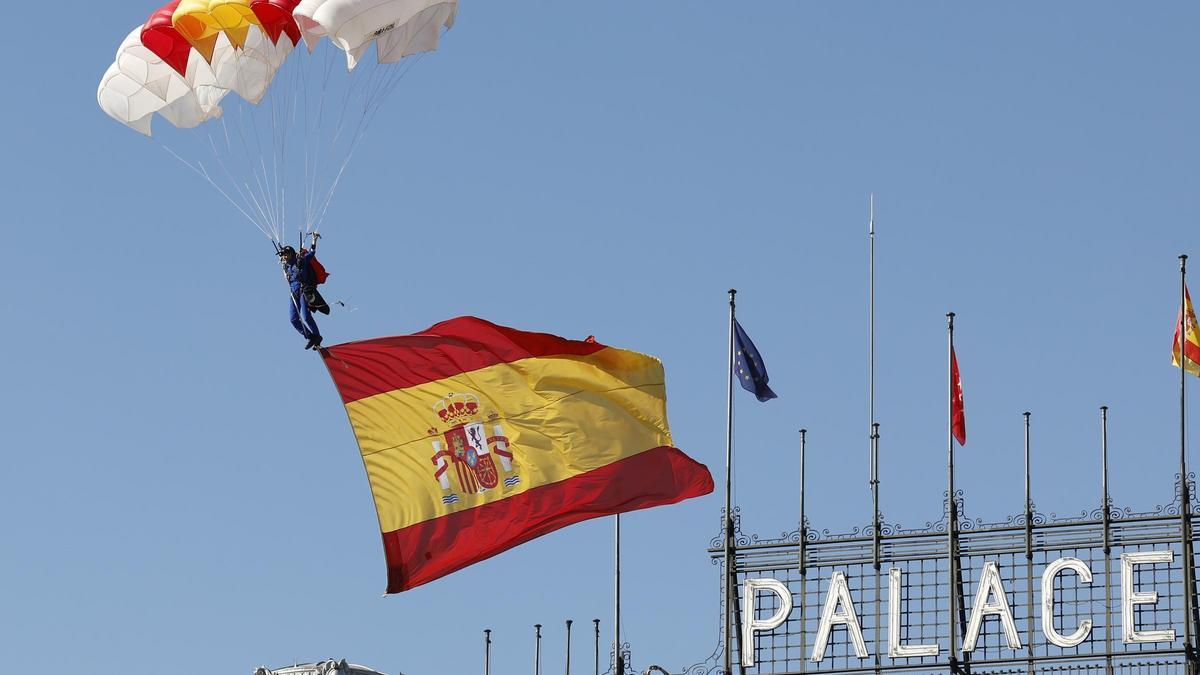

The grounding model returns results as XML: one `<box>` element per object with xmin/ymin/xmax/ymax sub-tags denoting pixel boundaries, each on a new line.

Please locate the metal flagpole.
<box><xmin>799</xmin><ymin>428</ymin><xmax>808</xmax><ymax>674</ymax></box>
<box><xmin>868</xmin><ymin>196</ymin><xmax>882</xmax><ymax>675</ymax></box>
<box><xmin>870</xmin><ymin>194</ymin><xmax>876</xmax><ymax>445</ymax></box>
<box><xmin>566</xmin><ymin>619</ymin><xmax>573</xmax><ymax>675</ymax></box>
<box><xmin>615</xmin><ymin>515</ymin><xmax>624</xmax><ymax>675</ymax></box>
<box><xmin>1101</xmin><ymin>406</ymin><xmax>1114</xmax><ymax>675</ymax></box>
<box><xmin>535</xmin><ymin>624</ymin><xmax>543</xmax><ymax>675</ymax></box>
<box><xmin>1023</xmin><ymin>412</ymin><xmax>1035</xmax><ymax>675</ymax></box>
<box><xmin>947</xmin><ymin>312</ymin><xmax>961</xmax><ymax>674</ymax></box>
<box><xmin>1180</xmin><ymin>254</ymin><xmax>1197</xmax><ymax>674</ymax></box>
<box><xmin>872</xmin><ymin>423</ymin><xmax>882</xmax><ymax>675</ymax></box>
<box><xmin>484</xmin><ymin>629</ymin><xmax>492</xmax><ymax>675</ymax></box>
<box><xmin>724</xmin><ymin>288</ymin><xmax>737</xmax><ymax>675</ymax></box>
<box><xmin>593</xmin><ymin>619</ymin><xmax>600</xmax><ymax>675</ymax></box>
<box><xmin>869</xmin><ymin>194</ymin><xmax>877</xmax><ymax>486</ymax></box>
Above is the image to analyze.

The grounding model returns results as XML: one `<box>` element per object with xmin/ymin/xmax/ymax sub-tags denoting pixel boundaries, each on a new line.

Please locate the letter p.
<box><xmin>742</xmin><ymin>578</ymin><xmax>793</xmax><ymax>667</ymax></box>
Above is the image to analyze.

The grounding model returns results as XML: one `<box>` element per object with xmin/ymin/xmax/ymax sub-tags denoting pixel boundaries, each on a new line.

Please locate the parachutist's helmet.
<box><xmin>279</xmin><ymin>246</ymin><xmax>297</xmax><ymax>259</ymax></box>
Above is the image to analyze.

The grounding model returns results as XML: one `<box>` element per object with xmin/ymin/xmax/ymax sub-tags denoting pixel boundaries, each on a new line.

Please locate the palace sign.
<box><xmin>688</xmin><ymin>492</ymin><xmax>1200</xmax><ymax>675</ymax></box>
<box><xmin>742</xmin><ymin>552</ymin><xmax>1176</xmax><ymax>666</ymax></box>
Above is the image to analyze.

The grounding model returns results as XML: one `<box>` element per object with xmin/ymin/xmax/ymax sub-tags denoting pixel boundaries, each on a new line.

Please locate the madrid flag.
<box><xmin>1173</xmin><ymin>287</ymin><xmax>1200</xmax><ymax>377</ymax></box>
<box><xmin>951</xmin><ymin>347</ymin><xmax>966</xmax><ymax>446</ymax></box>
<box><xmin>320</xmin><ymin>317</ymin><xmax>714</xmax><ymax>593</ymax></box>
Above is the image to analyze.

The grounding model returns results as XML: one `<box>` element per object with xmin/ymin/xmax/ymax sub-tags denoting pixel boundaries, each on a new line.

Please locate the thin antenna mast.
<box><xmin>869</xmin><ymin>194</ymin><xmax>876</xmax><ymax>435</ymax></box>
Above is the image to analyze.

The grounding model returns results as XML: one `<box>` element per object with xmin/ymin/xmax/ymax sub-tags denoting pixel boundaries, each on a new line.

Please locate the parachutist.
<box><xmin>280</xmin><ymin>244</ymin><xmax>331</xmax><ymax>350</ymax></box>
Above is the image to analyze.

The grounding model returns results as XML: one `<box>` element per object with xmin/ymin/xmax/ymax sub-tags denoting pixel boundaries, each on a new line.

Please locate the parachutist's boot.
<box><xmin>311</xmin><ymin>335</ymin><xmax>323</xmax><ymax>350</ymax></box>
<box><xmin>305</xmin><ymin>335</ymin><xmax>317</xmax><ymax>350</ymax></box>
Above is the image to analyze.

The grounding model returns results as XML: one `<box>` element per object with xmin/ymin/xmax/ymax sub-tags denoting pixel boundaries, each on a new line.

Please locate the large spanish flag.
<box><xmin>321</xmin><ymin>317</ymin><xmax>714</xmax><ymax>593</ymax></box>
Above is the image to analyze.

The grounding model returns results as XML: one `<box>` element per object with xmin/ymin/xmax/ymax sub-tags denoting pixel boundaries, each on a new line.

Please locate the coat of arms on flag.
<box><xmin>430</xmin><ymin>392</ymin><xmax>520</xmax><ymax>505</ymax></box>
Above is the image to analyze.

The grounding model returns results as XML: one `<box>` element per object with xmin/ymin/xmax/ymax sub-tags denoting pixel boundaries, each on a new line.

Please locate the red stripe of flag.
<box><xmin>321</xmin><ymin>317</ymin><xmax>606</xmax><ymax>404</ymax></box>
<box><xmin>380</xmin><ymin>446</ymin><xmax>713</xmax><ymax>592</ymax></box>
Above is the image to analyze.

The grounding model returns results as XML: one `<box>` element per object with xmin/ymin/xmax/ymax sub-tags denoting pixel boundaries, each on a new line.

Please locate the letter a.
<box><xmin>811</xmin><ymin>571</ymin><xmax>869</xmax><ymax>662</ymax></box>
<box><xmin>963</xmin><ymin>561</ymin><xmax>1022</xmax><ymax>652</ymax></box>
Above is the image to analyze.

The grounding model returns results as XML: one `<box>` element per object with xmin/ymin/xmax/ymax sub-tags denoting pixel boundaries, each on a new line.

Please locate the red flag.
<box><xmin>951</xmin><ymin>346</ymin><xmax>967</xmax><ymax>446</ymax></box>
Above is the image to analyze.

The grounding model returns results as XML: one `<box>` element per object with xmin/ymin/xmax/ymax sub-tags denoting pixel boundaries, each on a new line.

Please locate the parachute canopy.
<box><xmin>98</xmin><ymin>0</ymin><xmax>458</xmax><ymax>244</ymax></box>
<box><xmin>101</xmin><ymin>0</ymin><xmax>455</xmax><ymax>135</ymax></box>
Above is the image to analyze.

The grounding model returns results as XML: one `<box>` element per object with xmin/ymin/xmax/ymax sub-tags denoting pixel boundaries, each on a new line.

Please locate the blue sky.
<box><xmin>2</xmin><ymin>2</ymin><xmax>1199</xmax><ymax>673</ymax></box>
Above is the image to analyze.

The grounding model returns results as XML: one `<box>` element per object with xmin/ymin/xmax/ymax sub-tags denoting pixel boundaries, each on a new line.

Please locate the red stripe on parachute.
<box><xmin>251</xmin><ymin>0</ymin><xmax>302</xmax><ymax>45</ymax></box>
<box><xmin>141</xmin><ymin>1</ymin><xmax>191</xmax><ymax>77</ymax></box>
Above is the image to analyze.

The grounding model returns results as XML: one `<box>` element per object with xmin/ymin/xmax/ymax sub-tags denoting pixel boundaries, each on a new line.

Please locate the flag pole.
<box><xmin>1023</xmin><ymin>412</ymin><xmax>1034</xmax><ymax>674</ymax></box>
<box><xmin>946</xmin><ymin>312</ymin><xmax>960</xmax><ymax>674</ymax></box>
<box><xmin>871</xmin><ymin>423</ymin><xmax>882</xmax><ymax>675</ymax></box>
<box><xmin>868</xmin><ymin>197</ymin><xmax>882</xmax><ymax>675</ymax></box>
<box><xmin>535</xmin><ymin>624</ymin><xmax>543</xmax><ymax>675</ymax></box>
<box><xmin>869</xmin><ymin>194</ymin><xmax>877</xmax><ymax>465</ymax></box>
<box><xmin>614</xmin><ymin>514</ymin><xmax>623</xmax><ymax>675</ymax></box>
<box><xmin>484</xmin><ymin>629</ymin><xmax>492</xmax><ymax>675</ymax></box>
<box><xmin>724</xmin><ymin>288</ymin><xmax>737</xmax><ymax>675</ymax></box>
<box><xmin>1101</xmin><ymin>406</ymin><xmax>1114</xmax><ymax>675</ymax></box>
<box><xmin>798</xmin><ymin>428</ymin><xmax>808</xmax><ymax>674</ymax></box>
<box><xmin>1180</xmin><ymin>254</ymin><xmax>1197</xmax><ymax>674</ymax></box>
<box><xmin>593</xmin><ymin>619</ymin><xmax>600</xmax><ymax>675</ymax></box>
<box><xmin>566</xmin><ymin>619</ymin><xmax>573</xmax><ymax>675</ymax></box>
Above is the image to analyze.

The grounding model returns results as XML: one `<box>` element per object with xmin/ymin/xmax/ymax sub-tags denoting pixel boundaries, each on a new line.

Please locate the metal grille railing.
<box><xmin>679</xmin><ymin>487</ymin><xmax>1200</xmax><ymax>675</ymax></box>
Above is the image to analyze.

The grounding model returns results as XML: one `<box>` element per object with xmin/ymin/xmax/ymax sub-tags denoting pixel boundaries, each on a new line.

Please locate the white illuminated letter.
<box><xmin>1041</xmin><ymin>557</ymin><xmax>1094</xmax><ymax>647</ymax></box>
<box><xmin>1121</xmin><ymin>550</ymin><xmax>1177</xmax><ymax>644</ymax></box>
<box><xmin>962</xmin><ymin>561</ymin><xmax>1022</xmax><ymax>652</ymax></box>
<box><xmin>888</xmin><ymin>568</ymin><xmax>940</xmax><ymax>657</ymax></box>
<box><xmin>741</xmin><ymin>578</ymin><xmax>793</xmax><ymax>667</ymax></box>
<box><xmin>811</xmin><ymin>571</ymin><xmax>869</xmax><ymax>662</ymax></box>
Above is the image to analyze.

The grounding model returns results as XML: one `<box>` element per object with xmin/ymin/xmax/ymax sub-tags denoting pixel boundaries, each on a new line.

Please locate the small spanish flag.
<box><xmin>321</xmin><ymin>317</ymin><xmax>714</xmax><ymax>593</ymax></box>
<box><xmin>1173</xmin><ymin>286</ymin><xmax>1200</xmax><ymax>377</ymax></box>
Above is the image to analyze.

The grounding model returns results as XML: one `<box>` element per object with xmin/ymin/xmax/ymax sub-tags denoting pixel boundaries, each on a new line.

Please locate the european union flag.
<box><xmin>733</xmin><ymin>319</ymin><xmax>777</xmax><ymax>401</ymax></box>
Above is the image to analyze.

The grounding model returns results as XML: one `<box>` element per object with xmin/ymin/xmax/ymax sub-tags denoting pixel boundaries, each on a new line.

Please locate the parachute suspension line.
<box><xmin>158</xmin><ymin>96</ymin><xmax>281</xmax><ymax>243</ymax></box>
<box><xmin>154</xmin><ymin>140</ymin><xmax>270</xmax><ymax>239</ymax></box>
<box><xmin>309</xmin><ymin>20</ymin><xmax>449</xmax><ymax>232</ymax></box>
<box><xmin>245</xmin><ymin>100</ymin><xmax>282</xmax><ymax>241</ymax></box>
<box><xmin>306</xmin><ymin>39</ymin><xmax>380</xmax><ymax>236</ymax></box>
<box><xmin>230</xmin><ymin>96</ymin><xmax>271</xmax><ymax>236</ymax></box>
<box><xmin>305</xmin><ymin>43</ymin><xmax>340</xmax><ymax>235</ymax></box>
<box><xmin>232</xmin><ymin>104</ymin><xmax>281</xmax><ymax>241</ymax></box>
<box><xmin>303</xmin><ymin>44</ymin><xmax>331</xmax><ymax>236</ymax></box>
<box><xmin>300</xmin><ymin>52</ymin><xmax>313</xmax><ymax>238</ymax></box>
<box><xmin>310</xmin><ymin>52</ymin><xmax>429</xmax><ymax>233</ymax></box>
<box><xmin>205</xmin><ymin>131</ymin><xmax>276</xmax><ymax>238</ymax></box>
<box><xmin>208</xmin><ymin>121</ymin><xmax>273</xmax><ymax>237</ymax></box>
<box><xmin>271</xmin><ymin>42</ymin><xmax>299</xmax><ymax>243</ymax></box>
<box><xmin>268</xmin><ymin>59</ymin><xmax>284</xmax><ymax>243</ymax></box>
<box><xmin>275</xmin><ymin>68</ymin><xmax>289</xmax><ymax>242</ymax></box>
<box><xmin>284</xmin><ymin>58</ymin><xmax>305</xmax><ymax>242</ymax></box>
<box><xmin>219</xmin><ymin>109</ymin><xmax>268</xmax><ymax>237</ymax></box>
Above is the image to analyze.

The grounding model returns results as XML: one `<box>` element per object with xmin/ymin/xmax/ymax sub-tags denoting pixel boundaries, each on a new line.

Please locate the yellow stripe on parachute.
<box><xmin>173</xmin><ymin>0</ymin><xmax>262</xmax><ymax>60</ymax></box>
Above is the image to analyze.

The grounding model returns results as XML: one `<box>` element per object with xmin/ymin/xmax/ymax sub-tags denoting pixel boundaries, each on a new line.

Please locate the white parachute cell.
<box><xmin>294</xmin><ymin>0</ymin><xmax>457</xmax><ymax>69</ymax></box>
<box><xmin>205</xmin><ymin>26</ymin><xmax>297</xmax><ymax>105</ymax></box>
<box><xmin>97</xmin><ymin>27</ymin><xmax>227</xmax><ymax>136</ymax></box>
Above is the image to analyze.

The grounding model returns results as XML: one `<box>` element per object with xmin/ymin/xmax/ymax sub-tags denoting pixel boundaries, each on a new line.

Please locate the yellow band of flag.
<box><xmin>345</xmin><ymin>347</ymin><xmax>671</xmax><ymax>532</ymax></box>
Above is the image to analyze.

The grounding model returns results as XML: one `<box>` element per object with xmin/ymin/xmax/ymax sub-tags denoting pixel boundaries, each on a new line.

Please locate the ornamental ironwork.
<box><xmin>674</xmin><ymin>474</ymin><xmax>1200</xmax><ymax>675</ymax></box>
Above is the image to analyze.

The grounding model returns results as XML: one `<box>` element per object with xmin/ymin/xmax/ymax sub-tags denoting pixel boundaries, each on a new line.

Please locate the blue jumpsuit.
<box><xmin>286</xmin><ymin>252</ymin><xmax>321</xmax><ymax>341</ymax></box>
